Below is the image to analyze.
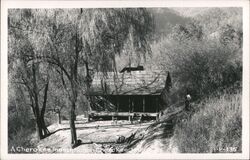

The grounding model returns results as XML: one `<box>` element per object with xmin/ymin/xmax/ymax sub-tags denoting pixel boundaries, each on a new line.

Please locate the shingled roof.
<box><xmin>89</xmin><ymin>70</ymin><xmax>167</xmax><ymax>95</ymax></box>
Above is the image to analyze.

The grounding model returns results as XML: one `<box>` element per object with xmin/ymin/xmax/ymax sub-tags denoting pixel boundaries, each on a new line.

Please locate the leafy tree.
<box><xmin>219</xmin><ymin>24</ymin><xmax>242</xmax><ymax>48</ymax></box>
<box><xmin>8</xmin><ymin>8</ymin><xmax>154</xmax><ymax>147</ymax></box>
<box><xmin>161</xmin><ymin>39</ymin><xmax>241</xmax><ymax>100</ymax></box>
<box><xmin>153</xmin><ymin>19</ymin><xmax>242</xmax><ymax>101</ymax></box>
<box><xmin>8</xmin><ymin>10</ymin><xmax>51</xmax><ymax>139</ymax></box>
<box><xmin>170</xmin><ymin>22</ymin><xmax>203</xmax><ymax>42</ymax></box>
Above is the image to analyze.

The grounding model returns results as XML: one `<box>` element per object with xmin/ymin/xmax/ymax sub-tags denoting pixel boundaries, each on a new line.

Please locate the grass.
<box><xmin>173</xmin><ymin>85</ymin><xmax>242</xmax><ymax>153</ymax></box>
<box><xmin>8</xmin><ymin>113</ymin><xmax>38</xmax><ymax>153</ymax></box>
<box><xmin>8</xmin><ymin>111</ymin><xmax>57</xmax><ymax>153</ymax></box>
<box><xmin>8</xmin><ymin>127</ymin><xmax>38</xmax><ymax>153</ymax></box>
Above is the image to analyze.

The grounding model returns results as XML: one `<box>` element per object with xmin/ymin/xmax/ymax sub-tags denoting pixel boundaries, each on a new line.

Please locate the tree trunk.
<box><xmin>40</xmin><ymin>114</ymin><xmax>50</xmax><ymax>136</ymax></box>
<box><xmin>69</xmin><ymin>31</ymin><xmax>79</xmax><ymax>147</ymax></box>
<box><xmin>70</xmin><ymin>101</ymin><xmax>77</xmax><ymax>146</ymax></box>
<box><xmin>40</xmin><ymin>80</ymin><xmax>50</xmax><ymax>137</ymax></box>
<box><xmin>32</xmin><ymin>62</ymin><xmax>44</xmax><ymax>139</ymax></box>
<box><xmin>69</xmin><ymin>79</ymin><xmax>79</xmax><ymax>148</ymax></box>
<box><xmin>34</xmin><ymin>94</ymin><xmax>49</xmax><ymax>139</ymax></box>
<box><xmin>58</xmin><ymin>112</ymin><xmax>61</xmax><ymax>124</ymax></box>
<box><xmin>85</xmin><ymin>59</ymin><xmax>92</xmax><ymax>122</ymax></box>
<box><xmin>35</xmin><ymin>112</ymin><xmax>43</xmax><ymax>139</ymax></box>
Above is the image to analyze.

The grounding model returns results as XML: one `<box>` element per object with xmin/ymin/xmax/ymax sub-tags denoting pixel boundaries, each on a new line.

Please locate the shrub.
<box><xmin>8</xmin><ymin>102</ymin><xmax>37</xmax><ymax>153</ymax></box>
<box><xmin>173</xmin><ymin>86</ymin><xmax>242</xmax><ymax>153</ymax></box>
<box><xmin>153</xmin><ymin>22</ymin><xmax>242</xmax><ymax>101</ymax></box>
<box><xmin>169</xmin><ymin>40</ymin><xmax>241</xmax><ymax>100</ymax></box>
<box><xmin>8</xmin><ymin>127</ymin><xmax>37</xmax><ymax>153</ymax></box>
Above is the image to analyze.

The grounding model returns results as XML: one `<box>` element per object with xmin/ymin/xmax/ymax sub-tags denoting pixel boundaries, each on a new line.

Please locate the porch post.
<box><xmin>156</xmin><ymin>96</ymin><xmax>159</xmax><ymax>121</ymax></box>
<box><xmin>156</xmin><ymin>96</ymin><xmax>159</xmax><ymax>112</ymax></box>
<box><xmin>131</xmin><ymin>97</ymin><xmax>134</xmax><ymax>113</ymax></box>
<box><xmin>116</xmin><ymin>96</ymin><xmax>119</xmax><ymax>112</ymax></box>
<box><xmin>131</xmin><ymin>97</ymin><xmax>134</xmax><ymax>123</ymax></box>
<box><xmin>128</xmin><ymin>96</ymin><xmax>131</xmax><ymax>121</ymax></box>
<box><xmin>143</xmin><ymin>96</ymin><xmax>145</xmax><ymax>112</ymax></box>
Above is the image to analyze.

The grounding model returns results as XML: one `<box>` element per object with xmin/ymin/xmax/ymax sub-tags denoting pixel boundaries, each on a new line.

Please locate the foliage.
<box><xmin>170</xmin><ymin>22</ymin><xmax>203</xmax><ymax>42</ymax></box>
<box><xmin>174</xmin><ymin>84</ymin><xmax>242</xmax><ymax>153</ymax></box>
<box><xmin>8</xmin><ymin>84</ymin><xmax>37</xmax><ymax>152</ymax></box>
<box><xmin>8</xmin><ymin>127</ymin><xmax>37</xmax><ymax>153</ymax></box>
<box><xmin>194</xmin><ymin>8</ymin><xmax>242</xmax><ymax>36</ymax></box>
<box><xmin>153</xmin><ymin>21</ymin><xmax>242</xmax><ymax>101</ymax></box>
<box><xmin>7</xmin><ymin>7</ymin><xmax>243</xmax><ymax>151</ymax></box>
<box><xmin>219</xmin><ymin>24</ymin><xmax>243</xmax><ymax>48</ymax></box>
<box><xmin>8</xmin><ymin>8</ymin><xmax>154</xmax><ymax>146</ymax></box>
<box><xmin>8</xmin><ymin>9</ymin><xmax>52</xmax><ymax>139</ymax></box>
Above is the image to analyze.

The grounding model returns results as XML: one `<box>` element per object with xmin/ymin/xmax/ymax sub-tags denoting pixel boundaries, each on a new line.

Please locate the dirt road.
<box><xmin>36</xmin><ymin>120</ymin><xmax>154</xmax><ymax>153</ymax></box>
<box><xmin>35</xmin><ymin>105</ymin><xmax>185</xmax><ymax>154</ymax></box>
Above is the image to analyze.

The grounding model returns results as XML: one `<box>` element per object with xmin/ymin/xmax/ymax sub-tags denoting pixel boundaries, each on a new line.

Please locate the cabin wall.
<box><xmin>97</xmin><ymin>95</ymin><xmax>159</xmax><ymax>113</ymax></box>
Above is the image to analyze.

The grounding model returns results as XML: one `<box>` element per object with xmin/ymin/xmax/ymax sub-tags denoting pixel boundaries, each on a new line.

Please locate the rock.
<box><xmin>116</xmin><ymin>135</ymin><xmax>126</xmax><ymax>143</ymax></box>
<box><xmin>111</xmin><ymin>146</ymin><xmax>118</xmax><ymax>153</ymax></box>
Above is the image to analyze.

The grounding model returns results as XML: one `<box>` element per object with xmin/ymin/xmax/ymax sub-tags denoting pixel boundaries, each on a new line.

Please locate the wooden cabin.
<box><xmin>88</xmin><ymin>68</ymin><xmax>169</xmax><ymax>121</ymax></box>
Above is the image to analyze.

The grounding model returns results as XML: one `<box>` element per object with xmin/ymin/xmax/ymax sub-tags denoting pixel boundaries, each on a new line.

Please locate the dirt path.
<box><xmin>126</xmin><ymin>120</ymin><xmax>179</xmax><ymax>153</ymax></box>
<box><xmin>36</xmin><ymin>120</ymin><xmax>154</xmax><ymax>153</ymax></box>
<box><xmin>36</xmin><ymin>107</ymin><xmax>184</xmax><ymax>154</ymax></box>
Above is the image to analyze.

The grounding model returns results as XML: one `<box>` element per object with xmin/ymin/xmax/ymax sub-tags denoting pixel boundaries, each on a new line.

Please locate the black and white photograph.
<box><xmin>1</xmin><ymin>0</ymin><xmax>249</xmax><ymax>159</ymax></box>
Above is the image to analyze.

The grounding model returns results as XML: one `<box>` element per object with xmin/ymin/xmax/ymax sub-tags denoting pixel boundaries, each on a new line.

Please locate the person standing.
<box><xmin>185</xmin><ymin>94</ymin><xmax>192</xmax><ymax>111</ymax></box>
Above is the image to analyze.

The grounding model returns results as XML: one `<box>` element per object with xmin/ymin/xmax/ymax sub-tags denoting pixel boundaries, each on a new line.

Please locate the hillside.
<box><xmin>171</xmin><ymin>8</ymin><xmax>212</xmax><ymax>18</ymax></box>
<box><xmin>115</xmin><ymin>7</ymin><xmax>242</xmax><ymax>71</ymax></box>
<box><xmin>122</xmin><ymin>83</ymin><xmax>242</xmax><ymax>153</ymax></box>
<box><xmin>151</xmin><ymin>7</ymin><xmax>242</xmax><ymax>37</ymax></box>
<box><xmin>173</xmin><ymin>84</ymin><xmax>242</xmax><ymax>153</ymax></box>
<box><xmin>172</xmin><ymin>7</ymin><xmax>242</xmax><ymax>34</ymax></box>
<box><xmin>150</xmin><ymin>8</ymin><xmax>191</xmax><ymax>37</ymax></box>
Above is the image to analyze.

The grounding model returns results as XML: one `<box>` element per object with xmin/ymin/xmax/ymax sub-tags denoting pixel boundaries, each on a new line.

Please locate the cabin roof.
<box><xmin>89</xmin><ymin>70</ymin><xmax>167</xmax><ymax>95</ymax></box>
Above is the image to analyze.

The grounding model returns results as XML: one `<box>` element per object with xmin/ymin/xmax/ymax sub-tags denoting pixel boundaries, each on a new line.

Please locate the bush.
<box><xmin>8</xmin><ymin>113</ymin><xmax>37</xmax><ymax>153</ymax></box>
<box><xmin>8</xmin><ymin>127</ymin><xmax>37</xmax><ymax>153</ymax></box>
<box><xmin>8</xmin><ymin>101</ymin><xmax>37</xmax><ymax>153</ymax></box>
<box><xmin>152</xmin><ymin>21</ymin><xmax>242</xmax><ymax>101</ymax></box>
<box><xmin>173</xmin><ymin>85</ymin><xmax>242</xmax><ymax>153</ymax></box>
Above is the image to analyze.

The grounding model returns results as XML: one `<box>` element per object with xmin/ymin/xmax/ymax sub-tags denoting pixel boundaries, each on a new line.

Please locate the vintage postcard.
<box><xmin>1</xmin><ymin>0</ymin><xmax>249</xmax><ymax>159</ymax></box>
